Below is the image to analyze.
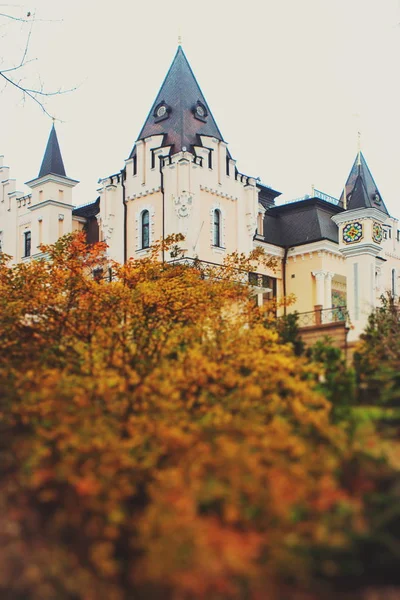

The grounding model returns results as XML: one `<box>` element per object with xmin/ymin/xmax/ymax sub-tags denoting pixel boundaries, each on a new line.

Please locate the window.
<box><xmin>248</xmin><ymin>272</ymin><xmax>258</xmax><ymax>286</ymax></box>
<box><xmin>141</xmin><ymin>210</ymin><xmax>150</xmax><ymax>249</ymax></box>
<box><xmin>392</xmin><ymin>269</ymin><xmax>397</xmax><ymax>297</ymax></box>
<box><xmin>24</xmin><ymin>231</ymin><xmax>31</xmax><ymax>257</ymax></box>
<box><xmin>213</xmin><ymin>209</ymin><xmax>221</xmax><ymax>247</ymax></box>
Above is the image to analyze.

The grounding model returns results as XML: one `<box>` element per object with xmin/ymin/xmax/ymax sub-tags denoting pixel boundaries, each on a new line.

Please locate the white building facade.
<box><xmin>1</xmin><ymin>46</ymin><xmax>399</xmax><ymax>342</ymax></box>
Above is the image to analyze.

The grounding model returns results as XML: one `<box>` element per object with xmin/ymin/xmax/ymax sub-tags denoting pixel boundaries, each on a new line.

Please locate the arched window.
<box><xmin>141</xmin><ymin>210</ymin><xmax>150</xmax><ymax>249</ymax></box>
<box><xmin>213</xmin><ymin>209</ymin><xmax>221</xmax><ymax>247</ymax></box>
<box><xmin>392</xmin><ymin>268</ymin><xmax>397</xmax><ymax>297</ymax></box>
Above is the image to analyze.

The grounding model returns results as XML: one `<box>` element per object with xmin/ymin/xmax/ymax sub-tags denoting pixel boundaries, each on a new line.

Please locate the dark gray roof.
<box><xmin>263</xmin><ymin>198</ymin><xmax>343</xmax><ymax>248</ymax></box>
<box><xmin>130</xmin><ymin>46</ymin><xmax>224</xmax><ymax>157</ymax></box>
<box><xmin>39</xmin><ymin>124</ymin><xmax>66</xmax><ymax>178</ymax></box>
<box><xmin>339</xmin><ymin>152</ymin><xmax>389</xmax><ymax>215</ymax></box>
<box><xmin>257</xmin><ymin>182</ymin><xmax>281</xmax><ymax>208</ymax></box>
<box><xmin>72</xmin><ymin>198</ymin><xmax>100</xmax><ymax>218</ymax></box>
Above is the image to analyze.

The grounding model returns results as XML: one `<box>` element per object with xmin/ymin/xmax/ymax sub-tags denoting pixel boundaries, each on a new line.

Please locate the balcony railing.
<box><xmin>295</xmin><ymin>306</ymin><xmax>349</xmax><ymax>328</ymax></box>
<box><xmin>167</xmin><ymin>256</ymin><xmax>273</xmax><ymax>292</ymax></box>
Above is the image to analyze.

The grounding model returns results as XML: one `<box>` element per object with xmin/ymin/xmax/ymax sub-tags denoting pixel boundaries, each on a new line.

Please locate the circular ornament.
<box><xmin>343</xmin><ymin>221</ymin><xmax>363</xmax><ymax>244</ymax></box>
<box><xmin>156</xmin><ymin>105</ymin><xmax>167</xmax><ymax>118</ymax></box>
<box><xmin>196</xmin><ymin>105</ymin><xmax>205</xmax><ymax>117</ymax></box>
<box><xmin>372</xmin><ymin>192</ymin><xmax>381</xmax><ymax>205</ymax></box>
<box><xmin>372</xmin><ymin>222</ymin><xmax>383</xmax><ymax>244</ymax></box>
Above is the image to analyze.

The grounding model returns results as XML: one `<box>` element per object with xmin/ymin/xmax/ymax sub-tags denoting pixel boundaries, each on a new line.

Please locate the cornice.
<box><xmin>127</xmin><ymin>186</ymin><xmax>161</xmax><ymax>201</ymax></box>
<box><xmin>253</xmin><ymin>239</ymin><xmax>285</xmax><ymax>258</ymax></box>
<box><xmin>287</xmin><ymin>239</ymin><xmax>344</xmax><ymax>259</ymax></box>
<box><xmin>341</xmin><ymin>242</ymin><xmax>382</xmax><ymax>258</ymax></box>
<box><xmin>332</xmin><ymin>207</ymin><xmax>388</xmax><ymax>226</ymax></box>
<box><xmin>29</xmin><ymin>199</ymin><xmax>74</xmax><ymax>211</ymax></box>
<box><xmin>199</xmin><ymin>185</ymin><xmax>238</xmax><ymax>201</ymax></box>
<box><xmin>26</xmin><ymin>173</ymin><xmax>79</xmax><ymax>188</ymax></box>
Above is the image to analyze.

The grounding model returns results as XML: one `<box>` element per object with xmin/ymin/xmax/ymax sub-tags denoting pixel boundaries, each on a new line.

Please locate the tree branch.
<box><xmin>0</xmin><ymin>8</ymin><xmax>75</xmax><ymax>119</ymax></box>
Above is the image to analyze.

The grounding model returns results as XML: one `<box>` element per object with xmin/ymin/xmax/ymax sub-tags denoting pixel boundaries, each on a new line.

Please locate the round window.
<box><xmin>196</xmin><ymin>105</ymin><xmax>205</xmax><ymax>117</ymax></box>
<box><xmin>156</xmin><ymin>105</ymin><xmax>167</xmax><ymax>118</ymax></box>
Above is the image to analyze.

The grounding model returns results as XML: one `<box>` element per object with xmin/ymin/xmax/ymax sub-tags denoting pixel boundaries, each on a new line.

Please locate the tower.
<box><xmin>332</xmin><ymin>152</ymin><xmax>389</xmax><ymax>340</ymax></box>
<box><xmin>97</xmin><ymin>45</ymin><xmax>280</xmax><ymax>265</ymax></box>
<box><xmin>24</xmin><ymin>124</ymin><xmax>79</xmax><ymax>258</ymax></box>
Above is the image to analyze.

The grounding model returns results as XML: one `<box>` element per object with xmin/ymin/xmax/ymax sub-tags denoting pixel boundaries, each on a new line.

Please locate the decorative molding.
<box><xmin>341</xmin><ymin>243</ymin><xmax>382</xmax><ymax>258</ymax></box>
<box><xmin>332</xmin><ymin>207</ymin><xmax>389</xmax><ymax>226</ymax></box>
<box><xmin>26</xmin><ymin>173</ymin><xmax>79</xmax><ymax>188</ymax></box>
<box><xmin>128</xmin><ymin>186</ymin><xmax>161</xmax><ymax>201</ymax></box>
<box><xmin>200</xmin><ymin>184</ymin><xmax>237</xmax><ymax>201</ymax></box>
<box><xmin>286</xmin><ymin>239</ymin><xmax>344</xmax><ymax>259</ymax></box>
<box><xmin>28</xmin><ymin>199</ymin><xmax>73</xmax><ymax>211</ymax></box>
<box><xmin>253</xmin><ymin>240</ymin><xmax>285</xmax><ymax>258</ymax></box>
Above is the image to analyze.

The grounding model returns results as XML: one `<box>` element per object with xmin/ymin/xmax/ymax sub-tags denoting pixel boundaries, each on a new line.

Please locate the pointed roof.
<box><xmin>130</xmin><ymin>46</ymin><xmax>224</xmax><ymax>157</ymax></box>
<box><xmin>38</xmin><ymin>124</ymin><xmax>67</xmax><ymax>178</ymax></box>
<box><xmin>339</xmin><ymin>152</ymin><xmax>389</xmax><ymax>215</ymax></box>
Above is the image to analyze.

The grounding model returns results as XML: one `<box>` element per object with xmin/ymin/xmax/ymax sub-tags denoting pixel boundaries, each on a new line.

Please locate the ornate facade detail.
<box><xmin>173</xmin><ymin>193</ymin><xmax>193</xmax><ymax>218</ymax></box>
<box><xmin>343</xmin><ymin>221</ymin><xmax>363</xmax><ymax>244</ymax></box>
<box><xmin>372</xmin><ymin>221</ymin><xmax>383</xmax><ymax>244</ymax></box>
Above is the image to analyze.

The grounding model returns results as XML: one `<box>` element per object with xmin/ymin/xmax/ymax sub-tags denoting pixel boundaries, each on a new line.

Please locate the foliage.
<box><xmin>354</xmin><ymin>294</ymin><xmax>400</xmax><ymax>406</ymax></box>
<box><xmin>273</xmin><ymin>311</ymin><xmax>305</xmax><ymax>356</ymax></box>
<box><xmin>0</xmin><ymin>233</ymin><xmax>399</xmax><ymax>599</ymax></box>
<box><xmin>307</xmin><ymin>338</ymin><xmax>356</xmax><ymax>423</ymax></box>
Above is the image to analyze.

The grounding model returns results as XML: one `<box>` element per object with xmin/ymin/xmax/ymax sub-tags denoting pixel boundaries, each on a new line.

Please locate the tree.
<box><xmin>354</xmin><ymin>293</ymin><xmax>400</xmax><ymax>405</ymax></box>
<box><xmin>307</xmin><ymin>338</ymin><xmax>356</xmax><ymax>423</ymax></box>
<box><xmin>0</xmin><ymin>233</ymin><xmax>399</xmax><ymax>599</ymax></box>
<box><xmin>0</xmin><ymin>7</ymin><xmax>75</xmax><ymax>118</ymax></box>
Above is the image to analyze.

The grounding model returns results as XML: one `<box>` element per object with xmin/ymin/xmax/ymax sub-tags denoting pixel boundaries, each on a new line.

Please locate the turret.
<box><xmin>333</xmin><ymin>152</ymin><xmax>389</xmax><ymax>340</ymax></box>
<box><xmin>24</xmin><ymin>124</ymin><xmax>79</xmax><ymax>255</ymax></box>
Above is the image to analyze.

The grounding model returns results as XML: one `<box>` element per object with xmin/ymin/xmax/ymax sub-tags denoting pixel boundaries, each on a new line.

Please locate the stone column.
<box><xmin>324</xmin><ymin>272</ymin><xmax>334</xmax><ymax>309</ymax></box>
<box><xmin>312</xmin><ymin>270</ymin><xmax>326</xmax><ymax>307</ymax></box>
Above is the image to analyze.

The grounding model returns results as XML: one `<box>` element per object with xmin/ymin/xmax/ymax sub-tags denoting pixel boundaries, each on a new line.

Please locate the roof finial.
<box><xmin>178</xmin><ymin>25</ymin><xmax>182</xmax><ymax>46</ymax></box>
<box><xmin>357</xmin><ymin>130</ymin><xmax>361</xmax><ymax>166</ymax></box>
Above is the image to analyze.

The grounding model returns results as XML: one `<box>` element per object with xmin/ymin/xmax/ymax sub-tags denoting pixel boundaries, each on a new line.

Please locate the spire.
<box><xmin>339</xmin><ymin>152</ymin><xmax>389</xmax><ymax>215</ymax></box>
<box><xmin>130</xmin><ymin>46</ymin><xmax>224</xmax><ymax>157</ymax></box>
<box><xmin>38</xmin><ymin>124</ymin><xmax>67</xmax><ymax>178</ymax></box>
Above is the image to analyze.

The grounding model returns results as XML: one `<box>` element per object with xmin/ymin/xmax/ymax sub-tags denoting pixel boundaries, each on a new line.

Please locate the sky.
<box><xmin>1</xmin><ymin>0</ymin><xmax>399</xmax><ymax>214</ymax></box>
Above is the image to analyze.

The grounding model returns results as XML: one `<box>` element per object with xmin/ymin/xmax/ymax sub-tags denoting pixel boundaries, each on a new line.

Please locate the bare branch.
<box><xmin>0</xmin><ymin>57</ymin><xmax>37</xmax><ymax>73</ymax></box>
<box><xmin>0</xmin><ymin>7</ymin><xmax>74</xmax><ymax>119</ymax></box>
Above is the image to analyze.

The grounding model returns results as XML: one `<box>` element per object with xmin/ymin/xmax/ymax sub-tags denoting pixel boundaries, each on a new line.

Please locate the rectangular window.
<box><xmin>141</xmin><ymin>210</ymin><xmax>150</xmax><ymax>249</ymax></box>
<box><xmin>248</xmin><ymin>272</ymin><xmax>258</xmax><ymax>286</ymax></box>
<box><xmin>24</xmin><ymin>231</ymin><xmax>31</xmax><ymax>257</ymax></box>
<box><xmin>38</xmin><ymin>219</ymin><xmax>43</xmax><ymax>246</ymax></box>
<box><xmin>208</xmin><ymin>150</ymin><xmax>213</xmax><ymax>169</ymax></box>
<box><xmin>213</xmin><ymin>209</ymin><xmax>221</xmax><ymax>247</ymax></box>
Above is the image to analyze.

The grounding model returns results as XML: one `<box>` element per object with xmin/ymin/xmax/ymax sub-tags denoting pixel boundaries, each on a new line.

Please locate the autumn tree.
<box><xmin>0</xmin><ymin>233</ymin><xmax>399</xmax><ymax>599</ymax></box>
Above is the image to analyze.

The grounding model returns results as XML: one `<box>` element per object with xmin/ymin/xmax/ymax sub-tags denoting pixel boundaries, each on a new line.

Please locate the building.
<box><xmin>1</xmin><ymin>46</ymin><xmax>399</xmax><ymax>343</ymax></box>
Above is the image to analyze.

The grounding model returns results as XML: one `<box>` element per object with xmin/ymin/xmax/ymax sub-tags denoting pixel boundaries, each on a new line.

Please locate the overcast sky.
<box><xmin>1</xmin><ymin>0</ymin><xmax>399</xmax><ymax>214</ymax></box>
